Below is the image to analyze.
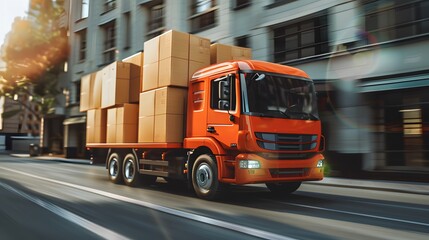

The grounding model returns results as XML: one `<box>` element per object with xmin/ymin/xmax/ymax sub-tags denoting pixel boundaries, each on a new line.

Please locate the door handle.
<box><xmin>207</xmin><ymin>126</ymin><xmax>216</xmax><ymax>133</ymax></box>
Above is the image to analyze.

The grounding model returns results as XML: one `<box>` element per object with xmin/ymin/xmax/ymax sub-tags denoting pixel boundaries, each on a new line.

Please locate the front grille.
<box><xmin>255</xmin><ymin>132</ymin><xmax>318</xmax><ymax>151</ymax></box>
<box><xmin>270</xmin><ymin>168</ymin><xmax>310</xmax><ymax>178</ymax></box>
<box><xmin>257</xmin><ymin>152</ymin><xmax>317</xmax><ymax>160</ymax></box>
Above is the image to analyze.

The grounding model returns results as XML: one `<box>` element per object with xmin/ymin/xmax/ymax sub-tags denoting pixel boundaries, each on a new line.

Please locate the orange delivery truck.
<box><xmin>87</xmin><ymin>60</ymin><xmax>325</xmax><ymax>200</ymax></box>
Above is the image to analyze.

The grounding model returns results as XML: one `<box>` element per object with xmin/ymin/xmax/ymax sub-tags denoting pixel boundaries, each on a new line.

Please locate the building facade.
<box><xmin>64</xmin><ymin>0</ymin><xmax>429</xmax><ymax>173</ymax></box>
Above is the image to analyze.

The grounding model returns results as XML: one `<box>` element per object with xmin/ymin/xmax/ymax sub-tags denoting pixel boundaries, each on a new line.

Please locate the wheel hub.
<box><xmin>109</xmin><ymin>158</ymin><xmax>118</xmax><ymax>177</ymax></box>
<box><xmin>124</xmin><ymin>160</ymin><xmax>134</xmax><ymax>180</ymax></box>
<box><xmin>196</xmin><ymin>163</ymin><xmax>212</xmax><ymax>191</ymax></box>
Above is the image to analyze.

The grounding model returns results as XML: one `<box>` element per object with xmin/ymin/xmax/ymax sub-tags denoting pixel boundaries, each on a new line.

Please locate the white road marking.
<box><xmin>0</xmin><ymin>167</ymin><xmax>297</xmax><ymax>240</ymax></box>
<box><xmin>0</xmin><ymin>182</ymin><xmax>130</xmax><ymax>240</ymax></box>
<box><xmin>275</xmin><ymin>201</ymin><xmax>429</xmax><ymax>227</ymax></box>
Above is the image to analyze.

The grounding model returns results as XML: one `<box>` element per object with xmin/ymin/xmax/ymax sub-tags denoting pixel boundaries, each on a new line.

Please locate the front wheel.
<box><xmin>108</xmin><ymin>153</ymin><xmax>123</xmax><ymax>184</ymax></box>
<box><xmin>192</xmin><ymin>154</ymin><xmax>221</xmax><ymax>200</ymax></box>
<box><xmin>266</xmin><ymin>182</ymin><xmax>302</xmax><ymax>195</ymax></box>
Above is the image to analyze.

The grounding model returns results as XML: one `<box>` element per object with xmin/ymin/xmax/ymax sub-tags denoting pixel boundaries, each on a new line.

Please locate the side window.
<box><xmin>210</xmin><ymin>74</ymin><xmax>236</xmax><ymax>111</ymax></box>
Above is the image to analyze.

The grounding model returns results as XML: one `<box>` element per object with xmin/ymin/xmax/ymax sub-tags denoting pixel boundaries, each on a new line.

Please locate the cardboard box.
<box><xmin>138</xmin><ymin>116</ymin><xmax>154</xmax><ymax>143</ymax></box>
<box><xmin>158</xmin><ymin>57</ymin><xmax>189</xmax><ymax>88</ymax></box>
<box><xmin>159</xmin><ymin>30</ymin><xmax>190</xmax><ymax>61</ymax></box>
<box><xmin>142</xmin><ymin>62</ymin><xmax>159</xmax><ymax>92</ymax></box>
<box><xmin>210</xmin><ymin>43</ymin><xmax>252</xmax><ymax>64</ymax></box>
<box><xmin>139</xmin><ymin>90</ymin><xmax>156</xmax><ymax>117</ymax></box>
<box><xmin>117</xmin><ymin>123</ymin><xmax>138</xmax><ymax>143</ymax></box>
<box><xmin>143</xmin><ymin>36</ymin><xmax>160</xmax><ymax>64</ymax></box>
<box><xmin>189</xmin><ymin>61</ymin><xmax>209</xmax><ymax>78</ymax></box>
<box><xmin>86</xmin><ymin>109</ymin><xmax>107</xmax><ymax>143</ymax></box>
<box><xmin>155</xmin><ymin>87</ymin><xmax>187</xmax><ymax>115</ymax></box>
<box><xmin>103</xmin><ymin>61</ymin><xmax>131</xmax><ymax>80</ymax></box>
<box><xmin>154</xmin><ymin>114</ymin><xmax>184</xmax><ymax>142</ymax></box>
<box><xmin>123</xmin><ymin>52</ymin><xmax>144</xmax><ymax>93</ymax></box>
<box><xmin>106</xmin><ymin>108</ymin><xmax>117</xmax><ymax>143</ymax></box>
<box><xmin>92</xmin><ymin>71</ymin><xmax>103</xmax><ymax>108</ymax></box>
<box><xmin>80</xmin><ymin>73</ymin><xmax>93</xmax><ymax>112</ymax></box>
<box><xmin>117</xmin><ymin>103</ymin><xmax>138</xmax><ymax>125</ymax></box>
<box><xmin>101</xmin><ymin>62</ymin><xmax>131</xmax><ymax>108</ymax></box>
<box><xmin>189</xmin><ymin>35</ymin><xmax>211</xmax><ymax>65</ymax></box>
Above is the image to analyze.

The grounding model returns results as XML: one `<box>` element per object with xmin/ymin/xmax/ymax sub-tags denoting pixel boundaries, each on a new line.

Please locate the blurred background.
<box><xmin>0</xmin><ymin>0</ymin><xmax>428</xmax><ymax>180</ymax></box>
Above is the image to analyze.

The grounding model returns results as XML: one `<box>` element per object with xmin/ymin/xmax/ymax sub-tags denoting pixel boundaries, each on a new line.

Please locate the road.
<box><xmin>0</xmin><ymin>154</ymin><xmax>428</xmax><ymax>240</ymax></box>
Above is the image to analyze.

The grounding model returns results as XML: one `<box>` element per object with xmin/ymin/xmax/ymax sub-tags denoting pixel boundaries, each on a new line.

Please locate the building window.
<box><xmin>401</xmin><ymin>108</ymin><xmax>422</xmax><ymax>136</ymax></box>
<box><xmin>266</xmin><ymin>0</ymin><xmax>297</xmax><ymax>9</ymax></box>
<box><xmin>77</xmin><ymin>29</ymin><xmax>87</xmax><ymax>62</ymax></box>
<box><xmin>103</xmin><ymin>0</ymin><xmax>116</xmax><ymax>13</ymax></box>
<box><xmin>235</xmin><ymin>35</ymin><xmax>249</xmax><ymax>48</ymax></box>
<box><xmin>102</xmin><ymin>21</ymin><xmax>116</xmax><ymax>64</ymax></box>
<box><xmin>81</xmin><ymin>0</ymin><xmax>89</xmax><ymax>19</ymax></box>
<box><xmin>190</xmin><ymin>0</ymin><xmax>218</xmax><ymax>33</ymax></box>
<box><xmin>75</xmin><ymin>81</ymin><xmax>81</xmax><ymax>104</ymax></box>
<box><xmin>273</xmin><ymin>14</ymin><xmax>328</xmax><ymax>63</ymax></box>
<box><xmin>364</xmin><ymin>0</ymin><xmax>429</xmax><ymax>43</ymax></box>
<box><xmin>232</xmin><ymin>0</ymin><xmax>251</xmax><ymax>10</ymax></box>
<box><xmin>147</xmin><ymin>1</ymin><xmax>165</xmax><ymax>39</ymax></box>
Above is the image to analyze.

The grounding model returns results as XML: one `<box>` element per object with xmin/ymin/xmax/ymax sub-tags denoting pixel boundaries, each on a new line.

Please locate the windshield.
<box><xmin>241</xmin><ymin>72</ymin><xmax>319</xmax><ymax>120</ymax></box>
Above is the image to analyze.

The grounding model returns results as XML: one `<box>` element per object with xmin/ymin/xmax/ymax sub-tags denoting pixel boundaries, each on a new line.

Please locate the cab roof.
<box><xmin>191</xmin><ymin>60</ymin><xmax>310</xmax><ymax>80</ymax></box>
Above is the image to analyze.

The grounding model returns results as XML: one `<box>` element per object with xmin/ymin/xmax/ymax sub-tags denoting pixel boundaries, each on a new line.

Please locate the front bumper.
<box><xmin>231</xmin><ymin>153</ymin><xmax>324</xmax><ymax>185</ymax></box>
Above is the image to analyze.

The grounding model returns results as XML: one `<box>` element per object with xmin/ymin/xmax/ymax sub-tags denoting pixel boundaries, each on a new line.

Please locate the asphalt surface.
<box><xmin>1</xmin><ymin>154</ymin><xmax>428</xmax><ymax>240</ymax></box>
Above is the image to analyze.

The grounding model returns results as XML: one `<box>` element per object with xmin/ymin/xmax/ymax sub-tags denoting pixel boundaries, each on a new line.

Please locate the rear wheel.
<box><xmin>266</xmin><ymin>182</ymin><xmax>302</xmax><ymax>195</ymax></box>
<box><xmin>192</xmin><ymin>154</ymin><xmax>221</xmax><ymax>200</ymax></box>
<box><xmin>123</xmin><ymin>153</ymin><xmax>141</xmax><ymax>187</ymax></box>
<box><xmin>108</xmin><ymin>153</ymin><xmax>123</xmax><ymax>184</ymax></box>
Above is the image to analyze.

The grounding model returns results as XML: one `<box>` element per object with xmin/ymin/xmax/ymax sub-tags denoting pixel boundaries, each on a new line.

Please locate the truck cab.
<box><xmin>185</xmin><ymin>60</ymin><xmax>324</xmax><ymax>198</ymax></box>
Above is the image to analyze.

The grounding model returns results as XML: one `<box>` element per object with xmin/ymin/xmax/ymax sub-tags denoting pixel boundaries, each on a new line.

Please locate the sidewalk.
<box><xmin>10</xmin><ymin>153</ymin><xmax>92</xmax><ymax>165</ymax></box>
<box><xmin>8</xmin><ymin>153</ymin><xmax>429</xmax><ymax>195</ymax></box>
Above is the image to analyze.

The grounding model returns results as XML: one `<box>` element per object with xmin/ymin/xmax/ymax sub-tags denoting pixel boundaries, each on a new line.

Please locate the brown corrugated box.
<box><xmin>86</xmin><ymin>109</ymin><xmax>107</xmax><ymax>143</ymax></box>
<box><xmin>123</xmin><ymin>52</ymin><xmax>144</xmax><ymax>96</ymax></box>
<box><xmin>155</xmin><ymin>87</ymin><xmax>187</xmax><ymax>115</ymax></box>
<box><xmin>116</xmin><ymin>104</ymin><xmax>138</xmax><ymax>143</ymax></box>
<box><xmin>80</xmin><ymin>73</ymin><xmax>93</xmax><ymax>112</ymax></box>
<box><xmin>189</xmin><ymin>35</ymin><xmax>211</xmax><ymax>65</ymax></box>
<box><xmin>154</xmin><ymin>114</ymin><xmax>184</xmax><ymax>142</ymax></box>
<box><xmin>106</xmin><ymin>108</ymin><xmax>117</xmax><ymax>143</ymax></box>
<box><xmin>101</xmin><ymin>61</ymin><xmax>131</xmax><ymax>109</ymax></box>
<box><xmin>158</xmin><ymin>57</ymin><xmax>189</xmax><ymax>88</ymax></box>
<box><xmin>159</xmin><ymin>30</ymin><xmax>190</xmax><ymax>61</ymax></box>
<box><xmin>138</xmin><ymin>116</ymin><xmax>154</xmax><ymax>143</ymax></box>
<box><xmin>210</xmin><ymin>43</ymin><xmax>252</xmax><ymax>64</ymax></box>
<box><xmin>142</xmin><ymin>62</ymin><xmax>158</xmax><ymax>92</ymax></box>
<box><xmin>139</xmin><ymin>90</ymin><xmax>155</xmax><ymax>117</ymax></box>
<box><xmin>92</xmin><ymin>71</ymin><xmax>103</xmax><ymax>108</ymax></box>
<box><xmin>143</xmin><ymin>36</ymin><xmax>159</xmax><ymax>64</ymax></box>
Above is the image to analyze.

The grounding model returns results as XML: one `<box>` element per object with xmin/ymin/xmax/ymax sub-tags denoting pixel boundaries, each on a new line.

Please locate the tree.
<box><xmin>0</xmin><ymin>0</ymin><xmax>67</xmax><ymax>135</ymax></box>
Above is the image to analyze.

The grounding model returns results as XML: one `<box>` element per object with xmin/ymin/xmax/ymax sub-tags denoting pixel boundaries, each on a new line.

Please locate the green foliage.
<box><xmin>0</xmin><ymin>0</ymin><xmax>68</xmax><ymax>119</ymax></box>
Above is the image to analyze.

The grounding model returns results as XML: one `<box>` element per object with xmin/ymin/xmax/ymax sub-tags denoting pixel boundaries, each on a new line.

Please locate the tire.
<box><xmin>108</xmin><ymin>153</ymin><xmax>123</xmax><ymax>184</ymax></box>
<box><xmin>122</xmin><ymin>153</ymin><xmax>141</xmax><ymax>187</ymax></box>
<box><xmin>191</xmin><ymin>154</ymin><xmax>221</xmax><ymax>200</ymax></box>
<box><xmin>266</xmin><ymin>182</ymin><xmax>302</xmax><ymax>195</ymax></box>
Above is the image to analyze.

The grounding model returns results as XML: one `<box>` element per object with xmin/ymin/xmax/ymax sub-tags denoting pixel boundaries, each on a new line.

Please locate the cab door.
<box><xmin>206</xmin><ymin>73</ymin><xmax>240</xmax><ymax>149</ymax></box>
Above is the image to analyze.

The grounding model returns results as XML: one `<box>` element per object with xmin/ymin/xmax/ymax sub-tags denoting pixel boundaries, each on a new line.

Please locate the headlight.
<box><xmin>239</xmin><ymin>160</ymin><xmax>261</xmax><ymax>169</ymax></box>
<box><xmin>317</xmin><ymin>160</ymin><xmax>324</xmax><ymax>168</ymax></box>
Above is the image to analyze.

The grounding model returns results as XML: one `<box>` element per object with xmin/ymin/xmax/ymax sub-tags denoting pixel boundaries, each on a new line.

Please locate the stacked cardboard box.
<box><xmin>210</xmin><ymin>43</ymin><xmax>252</xmax><ymax>64</ymax></box>
<box><xmin>86</xmin><ymin>109</ymin><xmax>107</xmax><ymax>143</ymax></box>
<box><xmin>123</xmin><ymin>52</ymin><xmax>144</xmax><ymax>101</ymax></box>
<box><xmin>107</xmin><ymin>104</ymin><xmax>139</xmax><ymax>143</ymax></box>
<box><xmin>139</xmin><ymin>30</ymin><xmax>210</xmax><ymax>143</ymax></box>
<box><xmin>138</xmin><ymin>87</ymin><xmax>187</xmax><ymax>143</ymax></box>
<box><xmin>80</xmin><ymin>71</ymin><xmax>102</xmax><ymax>112</ymax></box>
<box><xmin>142</xmin><ymin>30</ymin><xmax>210</xmax><ymax>91</ymax></box>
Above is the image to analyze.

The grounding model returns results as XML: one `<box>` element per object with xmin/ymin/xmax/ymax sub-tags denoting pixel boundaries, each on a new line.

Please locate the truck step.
<box><xmin>139</xmin><ymin>159</ymin><xmax>169</xmax><ymax>167</ymax></box>
<box><xmin>139</xmin><ymin>169</ymin><xmax>169</xmax><ymax>177</ymax></box>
